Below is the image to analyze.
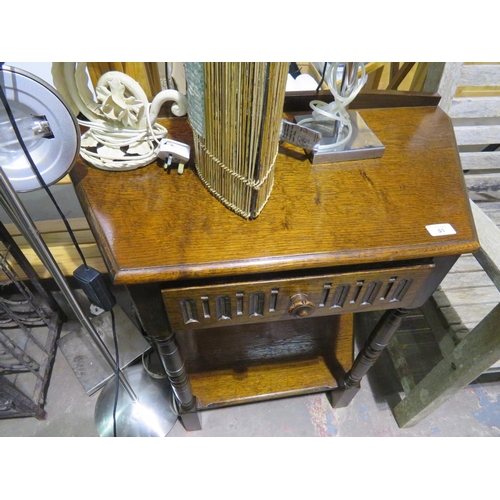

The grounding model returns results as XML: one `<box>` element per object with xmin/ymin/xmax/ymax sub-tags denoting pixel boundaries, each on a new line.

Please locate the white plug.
<box><xmin>157</xmin><ymin>138</ymin><xmax>190</xmax><ymax>174</ymax></box>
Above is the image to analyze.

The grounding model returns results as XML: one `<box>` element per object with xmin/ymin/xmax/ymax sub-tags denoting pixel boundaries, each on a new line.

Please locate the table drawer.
<box><xmin>162</xmin><ymin>263</ymin><xmax>435</xmax><ymax>331</ymax></box>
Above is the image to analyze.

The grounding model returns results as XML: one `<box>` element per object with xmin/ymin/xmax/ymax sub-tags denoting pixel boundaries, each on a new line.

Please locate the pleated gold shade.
<box><xmin>185</xmin><ymin>62</ymin><xmax>289</xmax><ymax>219</ymax></box>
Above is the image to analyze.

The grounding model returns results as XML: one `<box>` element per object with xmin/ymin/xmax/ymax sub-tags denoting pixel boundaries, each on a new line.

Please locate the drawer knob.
<box><xmin>289</xmin><ymin>293</ymin><xmax>315</xmax><ymax>318</ymax></box>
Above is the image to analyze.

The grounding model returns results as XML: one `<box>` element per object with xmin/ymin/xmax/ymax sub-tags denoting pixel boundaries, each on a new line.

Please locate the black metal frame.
<box><xmin>0</xmin><ymin>220</ymin><xmax>62</xmax><ymax>419</ymax></box>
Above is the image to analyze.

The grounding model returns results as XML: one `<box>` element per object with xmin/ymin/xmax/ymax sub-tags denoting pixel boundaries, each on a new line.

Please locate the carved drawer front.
<box><xmin>161</xmin><ymin>263</ymin><xmax>435</xmax><ymax>331</ymax></box>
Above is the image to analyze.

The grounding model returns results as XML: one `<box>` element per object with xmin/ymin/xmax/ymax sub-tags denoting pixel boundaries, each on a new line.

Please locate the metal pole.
<box><xmin>0</xmin><ymin>167</ymin><xmax>138</xmax><ymax>402</ymax></box>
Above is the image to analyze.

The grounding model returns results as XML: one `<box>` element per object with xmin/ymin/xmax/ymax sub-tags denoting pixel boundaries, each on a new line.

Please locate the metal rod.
<box><xmin>0</xmin><ymin>167</ymin><xmax>138</xmax><ymax>402</ymax></box>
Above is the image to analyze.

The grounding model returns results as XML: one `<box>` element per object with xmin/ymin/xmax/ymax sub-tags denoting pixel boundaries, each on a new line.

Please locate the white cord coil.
<box><xmin>297</xmin><ymin>62</ymin><xmax>367</xmax><ymax>152</ymax></box>
<box><xmin>51</xmin><ymin>63</ymin><xmax>188</xmax><ymax>171</ymax></box>
<box><xmin>79</xmin><ymin>103</ymin><xmax>168</xmax><ymax>171</ymax></box>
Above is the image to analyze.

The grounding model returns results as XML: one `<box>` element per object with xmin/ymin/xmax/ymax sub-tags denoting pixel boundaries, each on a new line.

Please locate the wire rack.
<box><xmin>0</xmin><ymin>221</ymin><xmax>62</xmax><ymax>419</ymax></box>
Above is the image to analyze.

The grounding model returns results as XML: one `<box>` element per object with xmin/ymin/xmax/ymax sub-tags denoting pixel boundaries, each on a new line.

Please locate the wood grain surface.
<box><xmin>1</xmin><ymin>218</ymin><xmax>105</xmax><ymax>279</ymax></box>
<box><xmin>176</xmin><ymin>314</ymin><xmax>354</xmax><ymax>408</ymax></box>
<box><xmin>162</xmin><ymin>263</ymin><xmax>436</xmax><ymax>331</ymax></box>
<box><xmin>69</xmin><ymin>104</ymin><xmax>480</xmax><ymax>410</ymax></box>
<box><xmin>70</xmin><ymin>106</ymin><xmax>479</xmax><ymax>285</ymax></box>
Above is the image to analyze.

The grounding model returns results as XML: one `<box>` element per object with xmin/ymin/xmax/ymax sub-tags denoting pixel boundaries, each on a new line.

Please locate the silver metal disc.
<box><xmin>0</xmin><ymin>65</ymin><xmax>80</xmax><ymax>192</ymax></box>
<box><xmin>94</xmin><ymin>363</ymin><xmax>178</xmax><ymax>437</ymax></box>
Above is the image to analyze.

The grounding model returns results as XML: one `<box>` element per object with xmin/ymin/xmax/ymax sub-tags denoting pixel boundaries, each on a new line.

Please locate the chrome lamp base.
<box><xmin>297</xmin><ymin>110</ymin><xmax>385</xmax><ymax>164</ymax></box>
<box><xmin>94</xmin><ymin>363</ymin><xmax>178</xmax><ymax>437</ymax></box>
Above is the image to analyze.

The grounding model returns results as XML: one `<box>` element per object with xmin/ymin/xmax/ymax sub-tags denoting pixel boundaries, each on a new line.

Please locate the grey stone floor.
<box><xmin>2</xmin><ymin>303</ymin><xmax>500</xmax><ymax>438</ymax></box>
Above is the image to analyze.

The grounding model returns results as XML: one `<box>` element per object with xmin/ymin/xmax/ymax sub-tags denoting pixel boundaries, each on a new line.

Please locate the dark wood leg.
<box><xmin>328</xmin><ymin>383</ymin><xmax>360</xmax><ymax>408</ymax></box>
<box><xmin>127</xmin><ymin>284</ymin><xmax>201</xmax><ymax>431</ymax></box>
<box><xmin>153</xmin><ymin>333</ymin><xmax>201</xmax><ymax>431</ymax></box>
<box><xmin>331</xmin><ymin>307</ymin><xmax>410</xmax><ymax>408</ymax></box>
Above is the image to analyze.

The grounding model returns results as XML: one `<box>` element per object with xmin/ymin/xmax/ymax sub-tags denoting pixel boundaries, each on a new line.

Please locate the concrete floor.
<box><xmin>2</xmin><ymin>296</ymin><xmax>500</xmax><ymax>438</ymax></box>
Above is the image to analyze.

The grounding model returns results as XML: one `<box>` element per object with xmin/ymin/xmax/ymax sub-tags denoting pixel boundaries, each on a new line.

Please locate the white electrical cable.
<box><xmin>79</xmin><ymin>102</ymin><xmax>168</xmax><ymax>171</ymax></box>
<box><xmin>141</xmin><ymin>350</ymin><xmax>180</xmax><ymax>416</ymax></box>
<box><xmin>297</xmin><ymin>62</ymin><xmax>367</xmax><ymax>152</ymax></box>
<box><xmin>53</xmin><ymin>63</ymin><xmax>189</xmax><ymax>171</ymax></box>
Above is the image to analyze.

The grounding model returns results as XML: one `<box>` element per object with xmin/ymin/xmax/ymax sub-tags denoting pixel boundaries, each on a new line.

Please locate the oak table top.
<box><xmin>70</xmin><ymin>104</ymin><xmax>480</xmax><ymax>417</ymax></box>
<box><xmin>70</xmin><ymin>105</ymin><xmax>479</xmax><ymax>286</ymax></box>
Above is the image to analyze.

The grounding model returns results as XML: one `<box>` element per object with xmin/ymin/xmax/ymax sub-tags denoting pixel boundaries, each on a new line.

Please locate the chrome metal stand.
<box><xmin>296</xmin><ymin>62</ymin><xmax>385</xmax><ymax>164</ymax></box>
<box><xmin>0</xmin><ymin>167</ymin><xmax>177</xmax><ymax>436</ymax></box>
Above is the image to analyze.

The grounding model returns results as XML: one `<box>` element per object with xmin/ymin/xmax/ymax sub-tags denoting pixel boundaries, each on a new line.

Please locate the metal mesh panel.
<box><xmin>0</xmin><ymin>221</ymin><xmax>62</xmax><ymax>419</ymax></box>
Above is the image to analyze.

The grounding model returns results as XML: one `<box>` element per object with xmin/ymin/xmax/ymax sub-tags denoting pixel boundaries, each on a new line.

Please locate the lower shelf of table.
<box><xmin>176</xmin><ymin>313</ymin><xmax>355</xmax><ymax>410</ymax></box>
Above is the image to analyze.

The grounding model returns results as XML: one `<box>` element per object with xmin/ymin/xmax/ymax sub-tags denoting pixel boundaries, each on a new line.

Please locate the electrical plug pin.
<box><xmin>158</xmin><ymin>138</ymin><xmax>190</xmax><ymax>174</ymax></box>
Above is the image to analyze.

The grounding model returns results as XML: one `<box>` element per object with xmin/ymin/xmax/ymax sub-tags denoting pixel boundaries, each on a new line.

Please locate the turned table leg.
<box><xmin>330</xmin><ymin>308</ymin><xmax>410</xmax><ymax>408</ymax></box>
<box><xmin>127</xmin><ymin>284</ymin><xmax>201</xmax><ymax>431</ymax></box>
<box><xmin>153</xmin><ymin>333</ymin><xmax>201</xmax><ymax>431</ymax></box>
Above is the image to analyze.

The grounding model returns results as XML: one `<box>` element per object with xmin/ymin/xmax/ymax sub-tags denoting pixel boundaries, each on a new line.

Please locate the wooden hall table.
<box><xmin>70</xmin><ymin>105</ymin><xmax>479</xmax><ymax>431</ymax></box>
